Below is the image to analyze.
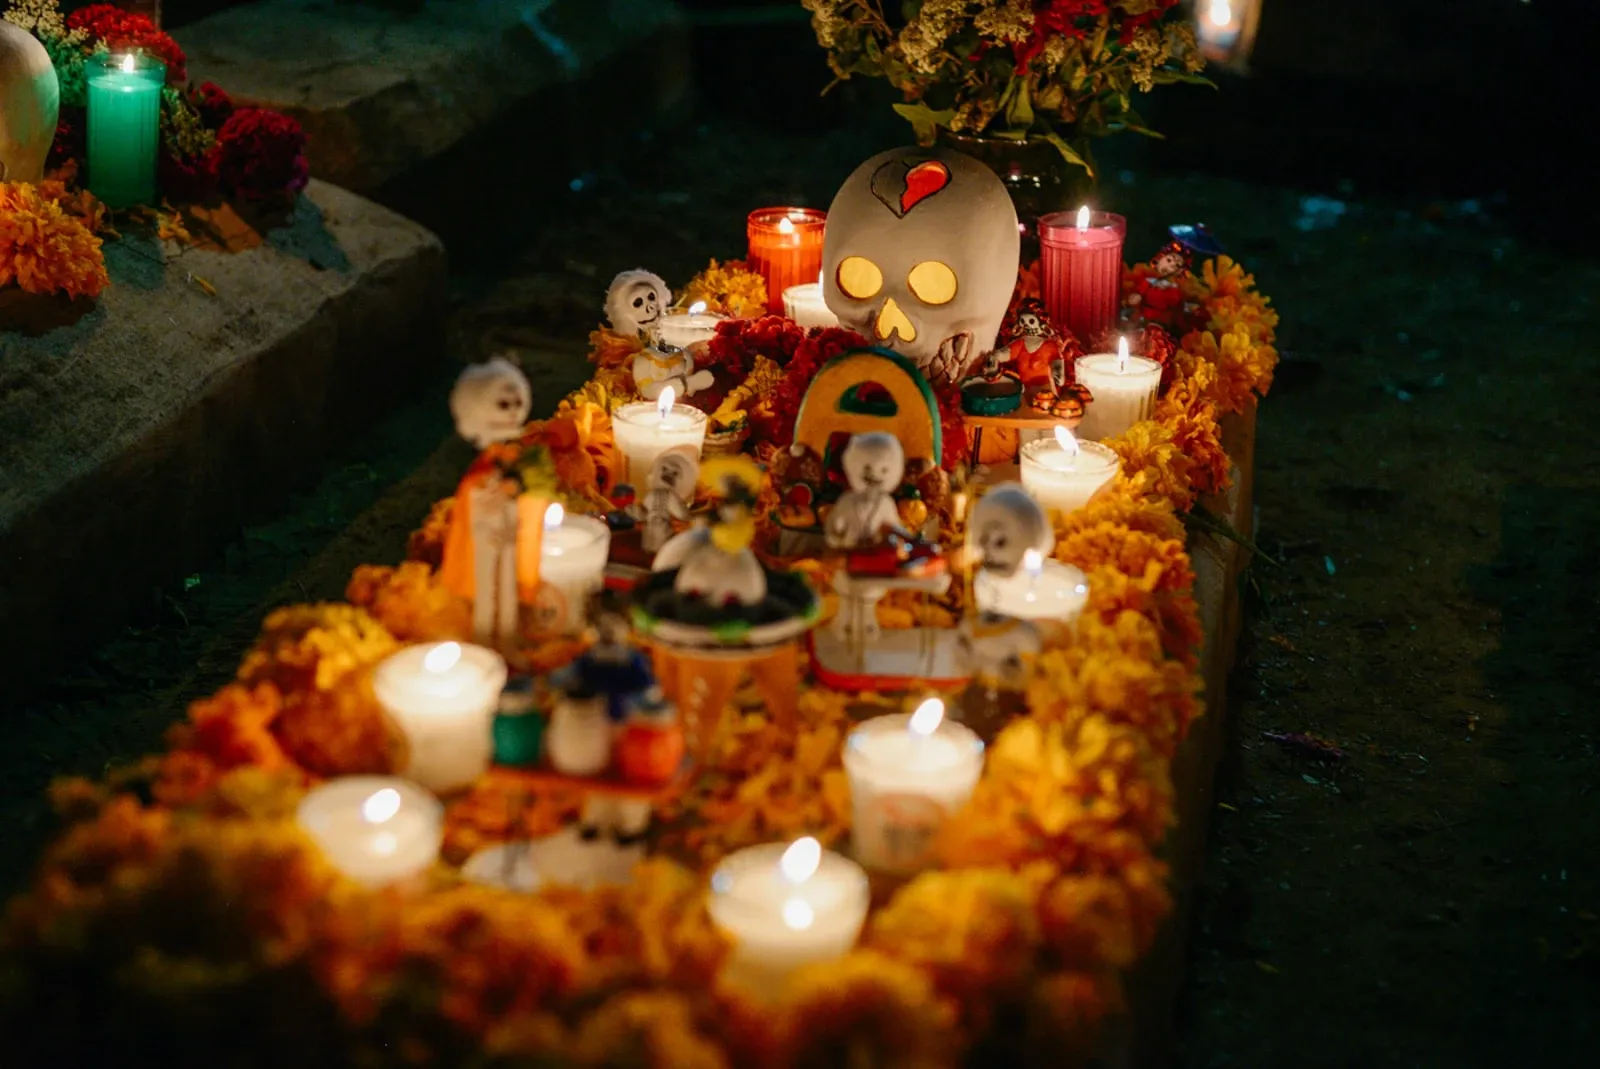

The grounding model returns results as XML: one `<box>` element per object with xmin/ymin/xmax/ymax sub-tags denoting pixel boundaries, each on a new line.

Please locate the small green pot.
<box><xmin>493</xmin><ymin>711</ymin><xmax>546</xmax><ymax>767</ymax></box>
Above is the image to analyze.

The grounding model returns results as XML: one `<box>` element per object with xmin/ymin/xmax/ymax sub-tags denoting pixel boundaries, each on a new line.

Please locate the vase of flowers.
<box><xmin>802</xmin><ymin>1</ymin><xmax>1208</xmax><ymax>253</ymax></box>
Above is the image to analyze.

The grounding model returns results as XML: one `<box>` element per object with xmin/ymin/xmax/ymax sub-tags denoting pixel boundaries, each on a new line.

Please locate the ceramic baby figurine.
<box><xmin>633</xmin><ymin>451</ymin><xmax>696</xmax><ymax>554</ymax></box>
<box><xmin>969</xmin><ymin>483</ymin><xmax>1054</xmax><ymax>577</ymax></box>
<box><xmin>1125</xmin><ymin>241</ymin><xmax>1192</xmax><ymax>331</ymax></box>
<box><xmin>605</xmin><ymin>269</ymin><xmax>671</xmax><ymax>340</ymax></box>
<box><xmin>825</xmin><ymin>432</ymin><xmax>909</xmax><ymax>550</ymax></box>
<box><xmin>632</xmin><ymin>341</ymin><xmax>716</xmax><ymax>402</ymax></box>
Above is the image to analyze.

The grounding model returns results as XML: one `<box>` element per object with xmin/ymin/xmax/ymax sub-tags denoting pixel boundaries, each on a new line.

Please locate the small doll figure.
<box><xmin>662</xmin><ymin>457</ymin><xmax>769</xmax><ymax>608</ymax></box>
<box><xmin>969</xmin><ymin>483</ymin><xmax>1054</xmax><ymax>578</ymax></box>
<box><xmin>632</xmin><ymin>342</ymin><xmax>715</xmax><ymax>402</ymax></box>
<box><xmin>550</xmin><ymin>595</ymin><xmax>656</xmax><ymax>725</ymax></box>
<box><xmin>605</xmin><ymin>269</ymin><xmax>670</xmax><ymax>340</ymax></box>
<box><xmin>1125</xmin><ymin>241</ymin><xmax>1192</xmax><ymax>331</ymax></box>
<box><xmin>825</xmin><ymin>432</ymin><xmax>909</xmax><ymax>550</ymax></box>
<box><xmin>1000</xmin><ymin>300</ymin><xmax>1064</xmax><ymax>390</ymax></box>
<box><xmin>632</xmin><ymin>451</ymin><xmax>696</xmax><ymax>554</ymax></box>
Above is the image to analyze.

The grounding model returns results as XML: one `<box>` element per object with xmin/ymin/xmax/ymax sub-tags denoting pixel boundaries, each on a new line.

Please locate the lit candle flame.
<box><xmin>120</xmin><ymin>54</ymin><xmax>136</xmax><ymax>74</ymax></box>
<box><xmin>779</xmin><ymin>836</ymin><xmax>822</xmax><ymax>884</ymax></box>
<box><xmin>1075</xmin><ymin>205</ymin><xmax>1091</xmax><ymax>230</ymax></box>
<box><xmin>544</xmin><ymin>503</ymin><xmax>565</xmax><ymax>531</ymax></box>
<box><xmin>781</xmin><ymin>897</ymin><xmax>815</xmax><ymax>931</ymax></box>
<box><xmin>1117</xmin><ymin>335</ymin><xmax>1130</xmax><ymax>374</ymax></box>
<box><xmin>688</xmin><ymin>300</ymin><xmax>707</xmax><ymax>316</ymax></box>
<box><xmin>657</xmin><ymin>385</ymin><xmax>675</xmax><ymax>421</ymax></box>
<box><xmin>1023</xmin><ymin>549</ymin><xmax>1043</xmax><ymax>582</ymax></box>
<box><xmin>423</xmin><ymin>642</ymin><xmax>462</xmax><ymax>674</ymax></box>
<box><xmin>362</xmin><ymin>788</ymin><xmax>402</xmax><ymax>824</ymax></box>
<box><xmin>777</xmin><ymin>216</ymin><xmax>796</xmax><ymax>236</ymax></box>
<box><xmin>909</xmin><ymin>697</ymin><xmax>944</xmax><ymax>737</ymax></box>
<box><xmin>1207</xmin><ymin>0</ymin><xmax>1233</xmax><ymax>27</ymax></box>
<box><xmin>1054</xmin><ymin>424</ymin><xmax>1080</xmax><ymax>459</ymax></box>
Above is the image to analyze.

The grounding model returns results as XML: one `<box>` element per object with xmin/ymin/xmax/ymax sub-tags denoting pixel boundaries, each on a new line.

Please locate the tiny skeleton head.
<box><xmin>970</xmin><ymin>483</ymin><xmax>1053</xmax><ymax>575</ymax></box>
<box><xmin>1009</xmin><ymin>300</ymin><xmax>1053</xmax><ymax>341</ymax></box>
<box><xmin>1149</xmin><ymin>242</ymin><xmax>1190</xmax><ymax>279</ymax></box>
<box><xmin>450</xmin><ymin>356</ymin><xmax>531</xmax><ymax>448</ymax></box>
<box><xmin>650</xmin><ymin>450</ymin><xmax>698</xmax><ymax>495</ymax></box>
<box><xmin>605</xmin><ymin>269</ymin><xmax>670</xmax><ymax>336</ymax></box>
<box><xmin>841</xmin><ymin>432</ymin><xmax>905</xmax><ymax>493</ymax></box>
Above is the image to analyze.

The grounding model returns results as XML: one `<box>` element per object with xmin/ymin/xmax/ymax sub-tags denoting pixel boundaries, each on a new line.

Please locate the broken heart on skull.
<box><xmin>822</xmin><ymin>147</ymin><xmax>1020</xmax><ymax>386</ymax></box>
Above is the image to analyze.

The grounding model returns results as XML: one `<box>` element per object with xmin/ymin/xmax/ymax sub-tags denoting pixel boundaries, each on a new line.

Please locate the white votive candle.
<box><xmin>373</xmin><ymin>641</ymin><xmax>508</xmax><ymax>794</ymax></box>
<box><xmin>843</xmin><ymin>699</ymin><xmax>985</xmax><ymax>875</ymax></box>
<box><xmin>612</xmin><ymin>386</ymin><xmax>708</xmax><ymax>494</ymax></box>
<box><xmin>297</xmin><ymin>777</ymin><xmax>443</xmax><ymax>886</ymax></box>
<box><xmin>1074</xmin><ymin>336</ymin><xmax>1162</xmax><ymax>441</ymax></box>
<box><xmin>536</xmin><ymin>504</ymin><xmax>611</xmax><ymax>633</ymax></box>
<box><xmin>1019</xmin><ymin>426</ymin><xmax>1120</xmax><ymax>517</ymax></box>
<box><xmin>975</xmin><ymin>549</ymin><xmax>1090</xmax><ymax>624</ymax></box>
<box><xmin>656</xmin><ymin>301</ymin><xmax>725</xmax><ymax>350</ymax></box>
<box><xmin>782</xmin><ymin>281</ymin><xmax>839</xmax><ymax>329</ymax></box>
<box><xmin>708</xmin><ymin>836</ymin><xmax>870</xmax><ymax>998</ymax></box>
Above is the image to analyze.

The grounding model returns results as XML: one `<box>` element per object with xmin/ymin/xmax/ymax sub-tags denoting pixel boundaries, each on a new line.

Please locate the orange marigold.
<box><xmin>1180</xmin><ymin>323</ymin><xmax>1277</xmax><ymax>416</ymax></box>
<box><xmin>271</xmin><ymin>670</ymin><xmax>405</xmax><ymax>778</ymax></box>
<box><xmin>346</xmin><ymin>562</ymin><xmax>471</xmax><ymax>643</ymax></box>
<box><xmin>778</xmin><ymin>949</ymin><xmax>961</xmax><ymax>1069</ymax></box>
<box><xmin>1038</xmin><ymin>862</ymin><xmax>1172</xmax><ymax>973</ymax></box>
<box><xmin>1104</xmin><ymin>419</ymin><xmax>1198</xmax><ymax>512</ymax></box>
<box><xmin>408</xmin><ymin>496</ymin><xmax>454</xmax><ymax>569</ymax></box>
<box><xmin>679</xmin><ymin>258</ymin><xmax>770</xmax><ymax>318</ymax></box>
<box><xmin>1183</xmin><ymin>255</ymin><xmax>1279</xmax><ymax>345</ymax></box>
<box><xmin>588</xmin><ymin>325</ymin><xmax>645</xmax><ymax>369</ymax></box>
<box><xmin>568</xmin><ymin>991</ymin><xmax>729</xmax><ymax>1069</ymax></box>
<box><xmin>0</xmin><ymin>181</ymin><xmax>110</xmax><ymax>299</ymax></box>
<box><xmin>237</xmin><ymin>603</ymin><xmax>399</xmax><ymax>695</ymax></box>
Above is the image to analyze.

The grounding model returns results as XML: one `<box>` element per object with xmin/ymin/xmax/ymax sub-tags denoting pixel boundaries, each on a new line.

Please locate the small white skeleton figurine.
<box><xmin>632</xmin><ymin>450</ymin><xmax>696</xmax><ymax>555</ymax></box>
<box><xmin>605</xmin><ymin>268</ymin><xmax>670</xmax><ymax>340</ymax></box>
<box><xmin>445</xmin><ymin>358</ymin><xmax>534</xmax><ymax>648</ymax></box>
<box><xmin>969</xmin><ymin>483</ymin><xmax>1054</xmax><ymax>577</ymax></box>
<box><xmin>656</xmin><ymin>457</ymin><xmax>767</xmax><ymax>608</ymax></box>
<box><xmin>955</xmin><ymin>612</ymin><xmax>1042</xmax><ymax>694</ymax></box>
<box><xmin>631</xmin><ymin>341</ymin><xmax>715</xmax><ymax>402</ymax></box>
<box><xmin>824</xmin><ymin>432</ymin><xmax>910</xmax><ymax>550</ymax></box>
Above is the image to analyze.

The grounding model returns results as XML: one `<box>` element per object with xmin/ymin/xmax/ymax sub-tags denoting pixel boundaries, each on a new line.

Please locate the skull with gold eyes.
<box><xmin>822</xmin><ymin>147</ymin><xmax>1020</xmax><ymax>386</ymax></box>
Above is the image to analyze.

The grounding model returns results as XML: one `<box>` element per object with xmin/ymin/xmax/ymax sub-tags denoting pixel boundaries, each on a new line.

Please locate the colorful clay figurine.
<box><xmin>846</xmin><ymin>531</ymin><xmax>947</xmax><ymax>580</ymax></box>
<box><xmin>632</xmin><ymin>340</ymin><xmax>715</xmax><ymax>402</ymax></box>
<box><xmin>969</xmin><ymin>484</ymin><xmax>1054</xmax><ymax>577</ymax></box>
<box><xmin>1000</xmin><ymin>300</ymin><xmax>1065</xmax><ymax>390</ymax></box>
<box><xmin>550</xmin><ymin>601</ymin><xmax>656</xmax><ymax>725</ymax></box>
<box><xmin>659</xmin><ymin>457</ymin><xmax>768</xmax><ymax>608</ymax></box>
<box><xmin>1125</xmin><ymin>240</ymin><xmax>1192</xmax><ymax>331</ymax></box>
<box><xmin>959</xmin><ymin>354</ymin><xmax>1024</xmax><ymax>416</ymax></box>
<box><xmin>825</xmin><ymin>432</ymin><xmax>909</xmax><ymax>550</ymax></box>
<box><xmin>633</xmin><ymin>451</ymin><xmax>696</xmax><ymax>554</ymax></box>
<box><xmin>604</xmin><ymin>268</ymin><xmax>671</xmax><ymax>340</ymax></box>
<box><xmin>545</xmin><ymin>686</ymin><xmax>612</xmax><ymax>777</ymax></box>
<box><xmin>615</xmin><ymin>687</ymin><xmax>685</xmax><ymax>788</ymax></box>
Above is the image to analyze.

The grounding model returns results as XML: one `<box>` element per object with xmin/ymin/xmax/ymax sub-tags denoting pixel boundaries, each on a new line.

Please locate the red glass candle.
<box><xmin>1040</xmin><ymin>208</ymin><xmax>1127</xmax><ymax>346</ymax></box>
<box><xmin>747</xmin><ymin>207</ymin><xmax>826</xmax><ymax>314</ymax></box>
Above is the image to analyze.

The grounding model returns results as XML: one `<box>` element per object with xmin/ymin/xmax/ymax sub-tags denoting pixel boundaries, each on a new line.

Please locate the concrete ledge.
<box><xmin>0</xmin><ymin>181</ymin><xmax>445</xmax><ymax>692</ymax></box>
<box><xmin>175</xmin><ymin>0</ymin><xmax>691</xmax><ymax>196</ymax></box>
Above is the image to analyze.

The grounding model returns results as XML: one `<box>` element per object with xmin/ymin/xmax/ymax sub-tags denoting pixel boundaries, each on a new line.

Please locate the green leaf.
<box><xmin>1002</xmin><ymin>76</ymin><xmax>1034</xmax><ymax>130</ymax></box>
<box><xmin>1041</xmin><ymin>132</ymin><xmax>1093</xmax><ymax>179</ymax></box>
<box><xmin>1153</xmin><ymin>70</ymin><xmax>1218</xmax><ymax>88</ymax></box>
<box><xmin>892</xmin><ymin>103</ymin><xmax>956</xmax><ymax>144</ymax></box>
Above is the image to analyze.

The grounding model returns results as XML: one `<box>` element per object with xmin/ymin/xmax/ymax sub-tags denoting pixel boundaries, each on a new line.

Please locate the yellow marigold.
<box><xmin>346</xmin><ymin>562</ymin><xmax>471</xmax><ymax>643</ymax></box>
<box><xmin>679</xmin><ymin>258</ymin><xmax>769</xmax><ymax>318</ymax></box>
<box><xmin>1081</xmin><ymin>561</ymin><xmax>1203</xmax><ymax>669</ymax></box>
<box><xmin>271</xmin><ymin>670</ymin><xmax>406</xmax><ymax>778</ymax></box>
<box><xmin>1025</xmin><ymin>969</ymin><xmax>1125</xmax><ymax>1055</ymax></box>
<box><xmin>1153</xmin><ymin>358</ymin><xmax>1232</xmax><ymax>500</ymax></box>
<box><xmin>778</xmin><ymin>949</ymin><xmax>961</xmax><ymax>1069</ymax></box>
<box><xmin>1038</xmin><ymin>863</ymin><xmax>1172</xmax><ymax>972</ymax></box>
<box><xmin>160</xmin><ymin>682</ymin><xmax>293</xmax><ymax>803</ymax></box>
<box><xmin>238</xmin><ymin>603</ymin><xmax>399</xmax><ymax>694</ymax></box>
<box><xmin>1184</xmin><ymin>255</ymin><xmax>1279</xmax><ymax>345</ymax></box>
<box><xmin>408</xmin><ymin>496</ymin><xmax>453</xmax><ymax>569</ymax></box>
<box><xmin>1180</xmin><ymin>323</ymin><xmax>1277</xmax><ymax>416</ymax></box>
<box><xmin>1104</xmin><ymin>419</ymin><xmax>1198</xmax><ymax>512</ymax></box>
<box><xmin>588</xmin><ymin>325</ymin><xmax>645</xmax><ymax>369</ymax></box>
<box><xmin>568</xmin><ymin>990</ymin><xmax>729</xmax><ymax>1069</ymax></box>
<box><xmin>552</xmin><ymin>395</ymin><xmax>619</xmax><ymax>498</ymax></box>
<box><xmin>0</xmin><ymin>181</ymin><xmax>109</xmax><ymax>299</ymax></box>
<box><xmin>441</xmin><ymin>770</ymin><xmax>580</xmax><ymax>865</ymax></box>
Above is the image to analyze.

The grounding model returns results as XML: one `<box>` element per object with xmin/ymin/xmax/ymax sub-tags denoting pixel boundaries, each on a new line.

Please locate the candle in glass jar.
<box><xmin>1019</xmin><ymin>426</ymin><xmax>1121</xmax><ymax>517</ymax></box>
<box><xmin>656</xmin><ymin>301</ymin><xmax>725</xmax><ymax>352</ymax></box>
<box><xmin>1074</xmin><ymin>336</ymin><xmax>1162</xmax><ymax>441</ymax></box>
<box><xmin>975</xmin><ymin>548</ymin><xmax>1090</xmax><ymax>625</ymax></box>
<box><xmin>843</xmin><ymin>699</ymin><xmax>985</xmax><ymax>875</ymax></box>
<box><xmin>612</xmin><ymin>386</ymin><xmax>708</xmax><ymax>494</ymax></box>
<box><xmin>86</xmin><ymin>52</ymin><xmax>165</xmax><ymax>209</ymax></box>
<box><xmin>748</xmin><ymin>208</ymin><xmax>826</xmax><ymax>314</ymax></box>
<box><xmin>1040</xmin><ymin>206</ymin><xmax>1126</xmax><ymax>346</ymax></box>
<box><xmin>782</xmin><ymin>278</ymin><xmax>839</xmax><ymax>329</ymax></box>
<box><xmin>532</xmin><ymin>504</ymin><xmax>610</xmax><ymax>633</ymax></box>
<box><xmin>372</xmin><ymin>641</ymin><xmax>508</xmax><ymax>793</ymax></box>
<box><xmin>297</xmin><ymin>777</ymin><xmax>443</xmax><ymax>886</ymax></box>
<box><xmin>707</xmin><ymin>836</ymin><xmax>870</xmax><ymax>998</ymax></box>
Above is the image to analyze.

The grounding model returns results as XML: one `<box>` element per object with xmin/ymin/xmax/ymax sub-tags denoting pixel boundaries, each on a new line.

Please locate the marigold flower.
<box><xmin>346</xmin><ymin>562</ymin><xmax>471</xmax><ymax>643</ymax></box>
<box><xmin>238</xmin><ymin>604</ymin><xmax>399</xmax><ymax>694</ymax></box>
<box><xmin>778</xmin><ymin>949</ymin><xmax>961</xmax><ymax>1069</ymax></box>
<box><xmin>0</xmin><ymin>181</ymin><xmax>109</xmax><ymax>299</ymax></box>
<box><xmin>408</xmin><ymin>497</ymin><xmax>454</xmax><ymax>568</ymax></box>
<box><xmin>568</xmin><ymin>991</ymin><xmax>729</xmax><ymax>1069</ymax></box>
<box><xmin>679</xmin><ymin>258</ymin><xmax>770</xmax><ymax>318</ymax></box>
<box><xmin>588</xmin><ymin>325</ymin><xmax>645</xmax><ymax>369</ymax></box>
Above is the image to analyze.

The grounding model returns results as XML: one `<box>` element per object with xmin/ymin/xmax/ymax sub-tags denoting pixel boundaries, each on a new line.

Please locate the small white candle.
<box><xmin>707</xmin><ymin>836</ymin><xmax>869</xmax><ymax>998</ymax></box>
<box><xmin>843</xmin><ymin>699</ymin><xmax>985</xmax><ymax>875</ymax></box>
<box><xmin>656</xmin><ymin>301</ymin><xmax>725</xmax><ymax>351</ymax></box>
<box><xmin>297</xmin><ymin>776</ymin><xmax>443</xmax><ymax>886</ymax></box>
<box><xmin>613</xmin><ymin>385</ymin><xmax>708</xmax><ymax>496</ymax></box>
<box><xmin>975</xmin><ymin>549</ymin><xmax>1091</xmax><ymax>624</ymax></box>
<box><xmin>782</xmin><ymin>277</ymin><xmax>839</xmax><ymax>329</ymax></box>
<box><xmin>1074</xmin><ymin>336</ymin><xmax>1162</xmax><ymax>441</ymax></box>
<box><xmin>536</xmin><ymin>504</ymin><xmax>611</xmax><ymax>633</ymax></box>
<box><xmin>1019</xmin><ymin>426</ymin><xmax>1120</xmax><ymax>517</ymax></box>
<box><xmin>372</xmin><ymin>642</ymin><xmax>508</xmax><ymax>794</ymax></box>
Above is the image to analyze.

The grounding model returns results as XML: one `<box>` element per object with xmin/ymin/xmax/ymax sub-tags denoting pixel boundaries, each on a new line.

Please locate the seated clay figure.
<box><xmin>633</xmin><ymin>342</ymin><xmax>715</xmax><ymax>402</ymax></box>
<box><xmin>825</xmin><ymin>432</ymin><xmax>909</xmax><ymax>550</ymax></box>
<box><xmin>633</xmin><ymin>451</ymin><xmax>696</xmax><ymax>554</ymax></box>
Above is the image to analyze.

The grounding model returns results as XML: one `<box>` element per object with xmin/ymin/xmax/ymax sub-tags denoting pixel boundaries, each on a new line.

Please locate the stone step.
<box><xmin>0</xmin><ymin>181</ymin><xmax>445</xmax><ymax>694</ymax></box>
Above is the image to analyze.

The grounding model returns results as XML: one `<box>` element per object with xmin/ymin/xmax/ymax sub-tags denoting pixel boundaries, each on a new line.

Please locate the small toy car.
<box><xmin>846</xmin><ymin>533</ymin><xmax>947</xmax><ymax>579</ymax></box>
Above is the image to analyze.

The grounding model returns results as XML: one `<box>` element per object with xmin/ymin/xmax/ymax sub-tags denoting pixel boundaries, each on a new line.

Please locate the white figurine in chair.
<box><xmin>632</xmin><ymin>342</ymin><xmax>715</xmax><ymax>402</ymax></box>
<box><xmin>634</xmin><ymin>451</ymin><xmax>696</xmax><ymax>555</ymax></box>
<box><xmin>825</xmin><ymin>432</ymin><xmax>909</xmax><ymax>550</ymax></box>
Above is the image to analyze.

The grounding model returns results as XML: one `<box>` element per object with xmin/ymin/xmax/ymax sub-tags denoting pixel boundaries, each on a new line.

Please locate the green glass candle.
<box><xmin>86</xmin><ymin>52</ymin><xmax>165</xmax><ymax>209</ymax></box>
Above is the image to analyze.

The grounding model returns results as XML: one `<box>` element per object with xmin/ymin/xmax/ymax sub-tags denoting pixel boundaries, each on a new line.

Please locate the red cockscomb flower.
<box><xmin>208</xmin><ymin>107</ymin><xmax>310</xmax><ymax>202</ymax></box>
<box><xmin>68</xmin><ymin>5</ymin><xmax>188</xmax><ymax>86</ymax></box>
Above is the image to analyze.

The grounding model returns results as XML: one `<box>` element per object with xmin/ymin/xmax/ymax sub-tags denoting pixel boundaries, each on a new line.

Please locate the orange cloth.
<box><xmin>1006</xmin><ymin>336</ymin><xmax>1061</xmax><ymax>387</ymax></box>
<box><xmin>438</xmin><ymin>445</ymin><xmax>526</xmax><ymax>603</ymax></box>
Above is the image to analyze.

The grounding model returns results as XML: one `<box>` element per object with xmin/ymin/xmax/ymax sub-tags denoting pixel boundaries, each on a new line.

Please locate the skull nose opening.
<box><xmin>875</xmin><ymin>298</ymin><xmax>917</xmax><ymax>343</ymax></box>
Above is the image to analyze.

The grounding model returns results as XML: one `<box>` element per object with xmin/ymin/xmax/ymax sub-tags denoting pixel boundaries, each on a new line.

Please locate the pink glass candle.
<box><xmin>747</xmin><ymin>208</ymin><xmax>826</xmax><ymax>314</ymax></box>
<box><xmin>1040</xmin><ymin>208</ymin><xmax>1127</xmax><ymax>346</ymax></box>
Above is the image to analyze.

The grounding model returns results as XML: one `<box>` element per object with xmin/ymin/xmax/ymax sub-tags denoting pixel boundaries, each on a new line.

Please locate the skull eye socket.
<box><xmin>907</xmin><ymin>261</ymin><xmax>958</xmax><ymax>306</ymax></box>
<box><xmin>837</xmin><ymin>256</ymin><xmax>883</xmax><ymax>300</ymax></box>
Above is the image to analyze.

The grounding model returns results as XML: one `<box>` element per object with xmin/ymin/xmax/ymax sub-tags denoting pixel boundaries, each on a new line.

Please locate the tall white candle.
<box><xmin>975</xmin><ymin>548</ymin><xmax>1090</xmax><ymax>624</ymax></box>
<box><xmin>1074</xmin><ymin>336</ymin><xmax>1161</xmax><ymax>441</ymax></box>
<box><xmin>297</xmin><ymin>777</ymin><xmax>443</xmax><ymax>886</ymax></box>
<box><xmin>782</xmin><ymin>279</ymin><xmax>839</xmax><ymax>329</ymax></box>
<box><xmin>373</xmin><ymin>642</ymin><xmax>508</xmax><ymax>794</ymax></box>
<box><xmin>707</xmin><ymin>836</ymin><xmax>870</xmax><ymax>998</ymax></box>
<box><xmin>612</xmin><ymin>386</ymin><xmax>708</xmax><ymax>496</ymax></box>
<box><xmin>534</xmin><ymin>504</ymin><xmax>611</xmax><ymax>633</ymax></box>
<box><xmin>843</xmin><ymin>699</ymin><xmax>984</xmax><ymax>875</ymax></box>
<box><xmin>1019</xmin><ymin>426</ymin><xmax>1120</xmax><ymax>517</ymax></box>
<box><xmin>656</xmin><ymin>301</ymin><xmax>725</xmax><ymax>351</ymax></box>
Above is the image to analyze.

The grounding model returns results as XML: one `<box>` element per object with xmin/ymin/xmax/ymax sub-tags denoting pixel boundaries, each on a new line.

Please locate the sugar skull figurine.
<box><xmin>633</xmin><ymin>450</ymin><xmax>696</xmax><ymax>554</ymax></box>
<box><xmin>822</xmin><ymin>147</ymin><xmax>1020</xmax><ymax>385</ymax></box>
<box><xmin>999</xmin><ymin>300</ymin><xmax>1065</xmax><ymax>390</ymax></box>
<box><xmin>969</xmin><ymin>484</ymin><xmax>1055</xmax><ymax>578</ymax></box>
<box><xmin>632</xmin><ymin>341</ymin><xmax>715</xmax><ymax>402</ymax></box>
<box><xmin>825</xmin><ymin>432</ymin><xmax>909</xmax><ymax>550</ymax></box>
<box><xmin>956</xmin><ymin>612</ymin><xmax>1042</xmax><ymax>693</ymax></box>
<box><xmin>605</xmin><ymin>269</ymin><xmax>671</xmax><ymax>339</ymax></box>
<box><xmin>449</xmin><ymin>356</ymin><xmax>532</xmax><ymax>448</ymax></box>
<box><xmin>1125</xmin><ymin>241</ymin><xmax>1192</xmax><ymax>331</ymax></box>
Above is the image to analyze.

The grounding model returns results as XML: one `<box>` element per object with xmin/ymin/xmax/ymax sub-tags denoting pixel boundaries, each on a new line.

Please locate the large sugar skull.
<box><xmin>605</xmin><ymin>269</ymin><xmax>670</xmax><ymax>338</ymax></box>
<box><xmin>0</xmin><ymin>22</ymin><xmax>60</xmax><ymax>185</ymax></box>
<box><xmin>450</xmin><ymin>357</ymin><xmax>532</xmax><ymax>448</ymax></box>
<box><xmin>823</xmin><ymin>147</ymin><xmax>1019</xmax><ymax>385</ymax></box>
<box><xmin>970</xmin><ymin>483</ymin><xmax>1053</xmax><ymax>577</ymax></box>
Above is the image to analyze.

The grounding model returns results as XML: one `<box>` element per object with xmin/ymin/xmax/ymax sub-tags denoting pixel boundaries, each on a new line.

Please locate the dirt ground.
<box><xmin>3</xmin><ymin>106</ymin><xmax>1598</xmax><ymax>1068</ymax></box>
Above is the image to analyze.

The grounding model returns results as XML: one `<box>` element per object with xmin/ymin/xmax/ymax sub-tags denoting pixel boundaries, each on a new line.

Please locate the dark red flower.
<box><xmin>68</xmin><ymin>5</ymin><xmax>188</xmax><ymax>85</ymax></box>
<box><xmin>49</xmin><ymin>108</ymin><xmax>85</xmax><ymax>171</ymax></box>
<box><xmin>754</xmin><ymin>326</ymin><xmax>870</xmax><ymax>448</ymax></box>
<box><xmin>208</xmin><ymin>107</ymin><xmax>309</xmax><ymax>202</ymax></box>
<box><xmin>159</xmin><ymin>148</ymin><xmax>217</xmax><ymax>203</ymax></box>
<box><xmin>706</xmin><ymin>314</ymin><xmax>808</xmax><ymax>380</ymax></box>
<box><xmin>194</xmin><ymin>82</ymin><xmax>235</xmax><ymax>128</ymax></box>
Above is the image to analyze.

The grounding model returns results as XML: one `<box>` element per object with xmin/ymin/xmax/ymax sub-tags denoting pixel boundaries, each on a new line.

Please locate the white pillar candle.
<box><xmin>708</xmin><ymin>836</ymin><xmax>870</xmax><ymax>998</ymax></box>
<box><xmin>373</xmin><ymin>641</ymin><xmax>508</xmax><ymax>794</ymax></box>
<box><xmin>535</xmin><ymin>504</ymin><xmax>611</xmax><ymax>633</ymax></box>
<box><xmin>1019</xmin><ymin>426</ymin><xmax>1120</xmax><ymax>517</ymax></box>
<box><xmin>656</xmin><ymin>301</ymin><xmax>725</xmax><ymax>351</ymax></box>
<box><xmin>297</xmin><ymin>776</ymin><xmax>443</xmax><ymax>886</ymax></box>
<box><xmin>975</xmin><ymin>549</ymin><xmax>1090</xmax><ymax>624</ymax></box>
<box><xmin>612</xmin><ymin>387</ymin><xmax>708</xmax><ymax>495</ymax></box>
<box><xmin>843</xmin><ymin>699</ymin><xmax>985</xmax><ymax>875</ymax></box>
<box><xmin>1074</xmin><ymin>336</ymin><xmax>1162</xmax><ymax>441</ymax></box>
<box><xmin>782</xmin><ymin>281</ymin><xmax>839</xmax><ymax>329</ymax></box>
